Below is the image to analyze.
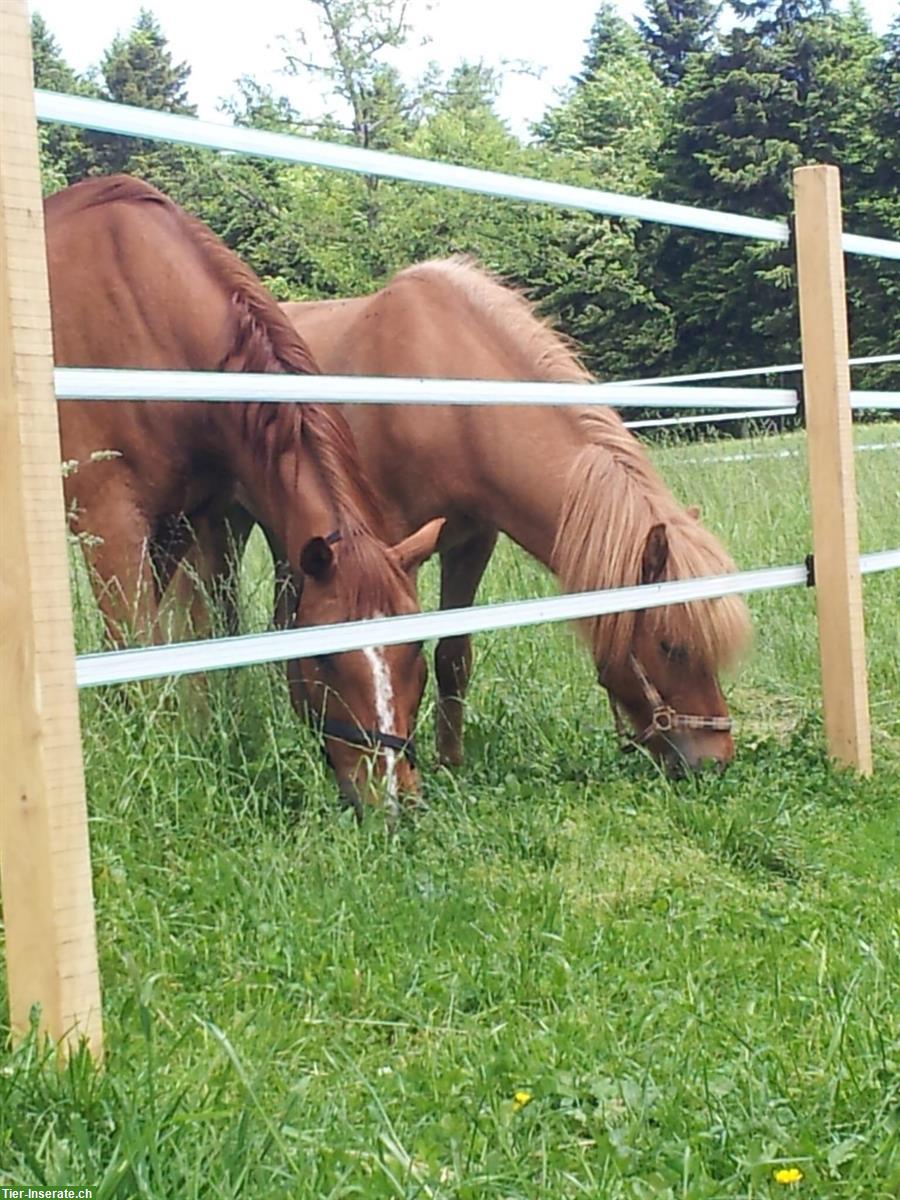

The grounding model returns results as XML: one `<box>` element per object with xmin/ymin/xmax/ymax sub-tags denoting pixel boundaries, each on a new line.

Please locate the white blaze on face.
<box><xmin>362</xmin><ymin>641</ymin><xmax>399</xmax><ymax>803</ymax></box>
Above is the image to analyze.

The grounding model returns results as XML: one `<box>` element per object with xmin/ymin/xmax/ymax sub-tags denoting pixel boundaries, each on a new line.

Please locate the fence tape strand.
<box><xmin>34</xmin><ymin>90</ymin><xmax>900</xmax><ymax>260</ymax></box>
<box><xmin>75</xmin><ymin>550</ymin><xmax>900</xmax><ymax>688</ymax></box>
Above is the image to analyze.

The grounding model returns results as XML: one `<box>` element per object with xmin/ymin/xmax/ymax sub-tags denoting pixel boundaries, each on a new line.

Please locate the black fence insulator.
<box><xmin>795</xmin><ymin>376</ymin><xmax>806</xmax><ymax>428</ymax></box>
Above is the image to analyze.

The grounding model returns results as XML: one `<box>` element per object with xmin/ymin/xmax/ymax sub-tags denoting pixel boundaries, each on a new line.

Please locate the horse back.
<box><xmin>45</xmin><ymin>176</ymin><xmax>237</xmax><ymax>372</ymax></box>
<box><xmin>283</xmin><ymin>268</ymin><xmax>527</xmax><ymax>382</ymax></box>
<box><xmin>281</xmin><ymin>264</ymin><xmax>586</xmax><ymax>536</ymax></box>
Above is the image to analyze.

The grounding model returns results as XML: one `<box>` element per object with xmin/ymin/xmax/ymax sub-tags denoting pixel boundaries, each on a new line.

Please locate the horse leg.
<box><xmin>211</xmin><ymin>505</ymin><xmax>292</xmax><ymax>631</ymax></box>
<box><xmin>163</xmin><ymin>504</ymin><xmax>256</xmax><ymax>639</ymax></box>
<box><xmin>152</xmin><ymin>514</ymin><xmax>204</xmax><ymax>640</ymax></box>
<box><xmin>435</xmin><ymin>527</ymin><xmax>497</xmax><ymax>767</ymax></box>
<box><xmin>256</xmin><ymin>522</ymin><xmax>297</xmax><ymax>631</ymax></box>
<box><xmin>163</xmin><ymin>509</ymin><xmax>243</xmax><ymax>722</ymax></box>
<box><xmin>166</xmin><ymin>539</ymin><xmax>210</xmax><ymax>641</ymax></box>
<box><xmin>77</xmin><ymin>495</ymin><xmax>160</xmax><ymax>647</ymax></box>
<box><xmin>273</xmin><ymin>558</ymin><xmax>299</xmax><ymax>630</ymax></box>
<box><xmin>217</xmin><ymin>504</ymin><xmax>256</xmax><ymax>636</ymax></box>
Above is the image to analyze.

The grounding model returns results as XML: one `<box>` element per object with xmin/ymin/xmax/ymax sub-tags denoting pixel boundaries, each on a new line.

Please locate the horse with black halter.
<box><xmin>46</xmin><ymin>175</ymin><xmax>444</xmax><ymax>814</ymax></box>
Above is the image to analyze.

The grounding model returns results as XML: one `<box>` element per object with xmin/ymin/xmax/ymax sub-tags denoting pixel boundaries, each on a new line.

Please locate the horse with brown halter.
<box><xmin>45</xmin><ymin>175</ymin><xmax>443</xmax><ymax>814</ymax></box>
<box><xmin>279</xmin><ymin>258</ymin><xmax>751</xmax><ymax>776</ymax></box>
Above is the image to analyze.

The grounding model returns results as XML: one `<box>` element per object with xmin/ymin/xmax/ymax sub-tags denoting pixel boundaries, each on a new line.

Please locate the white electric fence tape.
<box><xmin>75</xmin><ymin>550</ymin><xmax>900</xmax><ymax>688</ymax></box>
<box><xmin>35</xmin><ymin>90</ymin><xmax>900</xmax><ymax>260</ymax></box>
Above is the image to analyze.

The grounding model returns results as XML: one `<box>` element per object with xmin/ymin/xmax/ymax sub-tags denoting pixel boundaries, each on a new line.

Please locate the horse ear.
<box><xmin>392</xmin><ymin>518</ymin><xmax>446</xmax><ymax>576</ymax></box>
<box><xmin>299</xmin><ymin>536</ymin><xmax>336</xmax><ymax>582</ymax></box>
<box><xmin>686</xmin><ymin>504</ymin><xmax>701</xmax><ymax>520</ymax></box>
<box><xmin>641</xmin><ymin>523</ymin><xmax>669</xmax><ymax>584</ymax></box>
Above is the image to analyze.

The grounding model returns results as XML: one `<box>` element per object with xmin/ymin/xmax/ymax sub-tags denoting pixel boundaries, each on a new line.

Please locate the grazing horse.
<box><xmin>45</xmin><ymin>176</ymin><xmax>443</xmax><ymax>814</ymax></box>
<box><xmin>280</xmin><ymin>258</ymin><xmax>751</xmax><ymax>775</ymax></box>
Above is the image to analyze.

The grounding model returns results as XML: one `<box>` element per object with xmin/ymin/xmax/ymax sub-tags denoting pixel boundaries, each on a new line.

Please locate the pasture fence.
<box><xmin>612</xmin><ymin>352</ymin><xmax>900</xmax><ymax>386</ymax></box>
<box><xmin>32</xmin><ymin>88</ymin><xmax>900</xmax><ymax>262</ymax></box>
<box><xmin>1</xmin><ymin>0</ymin><xmax>898</xmax><ymax>1062</ymax></box>
<box><xmin>676</xmin><ymin>440</ymin><xmax>900</xmax><ymax>467</ymax></box>
<box><xmin>1</xmin><ymin>4</ymin><xmax>103</xmax><ymax>1062</ymax></box>
<box><xmin>72</xmin><ymin>550</ymin><xmax>900</xmax><ymax>690</ymax></box>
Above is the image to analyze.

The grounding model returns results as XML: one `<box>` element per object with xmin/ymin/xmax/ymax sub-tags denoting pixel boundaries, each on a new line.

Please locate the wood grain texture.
<box><xmin>794</xmin><ymin>165</ymin><xmax>873</xmax><ymax>775</ymax></box>
<box><xmin>0</xmin><ymin>0</ymin><xmax>103</xmax><ymax>1058</ymax></box>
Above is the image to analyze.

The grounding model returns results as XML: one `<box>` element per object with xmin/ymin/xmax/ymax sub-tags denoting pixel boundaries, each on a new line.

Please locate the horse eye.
<box><xmin>660</xmin><ymin>640</ymin><xmax>687</xmax><ymax>663</ymax></box>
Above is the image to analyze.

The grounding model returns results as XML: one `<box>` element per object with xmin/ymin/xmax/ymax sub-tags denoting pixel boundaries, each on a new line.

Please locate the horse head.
<box><xmin>598</xmin><ymin>516</ymin><xmax>749</xmax><ymax>776</ymax></box>
<box><xmin>286</xmin><ymin>519</ymin><xmax>445</xmax><ymax>817</ymax></box>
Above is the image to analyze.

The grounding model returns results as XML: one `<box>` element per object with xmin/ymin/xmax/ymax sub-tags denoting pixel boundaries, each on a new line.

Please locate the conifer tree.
<box><xmin>88</xmin><ymin>9</ymin><xmax>196</xmax><ymax>174</ymax></box>
<box><xmin>99</xmin><ymin>9</ymin><xmax>195</xmax><ymax>114</ymax></box>
<box><xmin>637</xmin><ymin>0</ymin><xmax>720</xmax><ymax>86</ymax></box>
<box><xmin>652</xmin><ymin>0</ymin><xmax>884</xmax><ymax>372</ymax></box>
<box><xmin>31</xmin><ymin>12</ymin><xmax>98</xmax><ymax>189</ymax></box>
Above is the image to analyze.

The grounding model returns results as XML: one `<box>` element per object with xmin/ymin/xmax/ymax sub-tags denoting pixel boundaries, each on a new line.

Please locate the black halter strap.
<box><xmin>308</xmin><ymin>529</ymin><xmax>418</xmax><ymax>770</ymax></box>
<box><xmin>319</xmin><ymin>718</ymin><xmax>418</xmax><ymax>770</ymax></box>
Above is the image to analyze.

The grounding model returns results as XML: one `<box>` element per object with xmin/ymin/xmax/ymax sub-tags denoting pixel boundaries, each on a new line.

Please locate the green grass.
<box><xmin>2</xmin><ymin>424</ymin><xmax>898</xmax><ymax>1198</ymax></box>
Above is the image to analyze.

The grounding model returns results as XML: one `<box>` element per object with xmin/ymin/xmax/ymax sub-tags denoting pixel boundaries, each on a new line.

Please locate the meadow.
<box><xmin>1</xmin><ymin>422</ymin><xmax>898</xmax><ymax>1198</ymax></box>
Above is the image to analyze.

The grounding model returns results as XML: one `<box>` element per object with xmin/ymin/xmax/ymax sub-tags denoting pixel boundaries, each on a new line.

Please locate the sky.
<box><xmin>30</xmin><ymin>0</ymin><xmax>898</xmax><ymax>138</ymax></box>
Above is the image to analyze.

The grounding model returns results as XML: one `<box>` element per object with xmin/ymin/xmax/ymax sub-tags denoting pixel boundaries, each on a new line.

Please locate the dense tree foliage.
<box><xmin>86</xmin><ymin>8</ymin><xmax>196</xmax><ymax>175</ymax></box>
<box><xmin>849</xmin><ymin>10</ymin><xmax>900</xmax><ymax>379</ymax></box>
<box><xmin>32</xmin><ymin>0</ymin><xmax>897</xmax><ymax>390</ymax></box>
<box><xmin>100</xmin><ymin>8</ymin><xmax>194</xmax><ymax>114</ymax></box>
<box><xmin>31</xmin><ymin>13</ymin><xmax>98</xmax><ymax>189</ymax></box>
<box><xmin>651</xmin><ymin>0</ymin><xmax>895</xmax><ymax>382</ymax></box>
<box><xmin>537</xmin><ymin>3</ymin><xmax>668</xmax><ymax>193</ymax></box>
<box><xmin>637</xmin><ymin>0</ymin><xmax>720</xmax><ymax>85</ymax></box>
<box><xmin>532</xmin><ymin>5</ymin><xmax>674</xmax><ymax>373</ymax></box>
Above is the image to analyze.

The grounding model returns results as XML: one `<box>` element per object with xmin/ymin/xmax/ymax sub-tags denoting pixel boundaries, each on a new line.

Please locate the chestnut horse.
<box><xmin>46</xmin><ymin>176</ymin><xmax>443</xmax><ymax>814</ymax></box>
<box><xmin>278</xmin><ymin>259</ymin><xmax>752</xmax><ymax>775</ymax></box>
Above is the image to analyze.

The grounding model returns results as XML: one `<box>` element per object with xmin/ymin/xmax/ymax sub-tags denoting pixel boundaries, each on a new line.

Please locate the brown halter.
<box><xmin>609</xmin><ymin>652</ymin><xmax>733</xmax><ymax>752</ymax></box>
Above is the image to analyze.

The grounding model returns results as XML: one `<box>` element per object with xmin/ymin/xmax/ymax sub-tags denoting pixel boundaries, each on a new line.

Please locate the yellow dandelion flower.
<box><xmin>773</xmin><ymin>1166</ymin><xmax>804</xmax><ymax>1185</ymax></box>
<box><xmin>512</xmin><ymin>1090</ymin><xmax>533</xmax><ymax>1111</ymax></box>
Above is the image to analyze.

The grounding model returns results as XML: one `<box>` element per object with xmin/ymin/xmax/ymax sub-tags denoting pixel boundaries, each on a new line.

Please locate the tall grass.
<box><xmin>1</xmin><ymin>425</ymin><xmax>898</xmax><ymax>1198</ymax></box>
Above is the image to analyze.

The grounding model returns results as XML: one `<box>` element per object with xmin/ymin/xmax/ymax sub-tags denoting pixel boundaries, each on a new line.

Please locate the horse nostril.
<box><xmin>664</xmin><ymin>747</ymin><xmax>728</xmax><ymax>777</ymax></box>
<box><xmin>663</xmin><ymin>750</ymin><xmax>688</xmax><ymax>780</ymax></box>
<box><xmin>695</xmin><ymin>755</ymin><xmax>728</xmax><ymax>775</ymax></box>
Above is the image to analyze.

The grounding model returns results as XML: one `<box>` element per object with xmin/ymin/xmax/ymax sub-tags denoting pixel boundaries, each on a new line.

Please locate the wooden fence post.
<box><xmin>793</xmin><ymin>165</ymin><xmax>872</xmax><ymax>775</ymax></box>
<box><xmin>0</xmin><ymin>0</ymin><xmax>103</xmax><ymax>1058</ymax></box>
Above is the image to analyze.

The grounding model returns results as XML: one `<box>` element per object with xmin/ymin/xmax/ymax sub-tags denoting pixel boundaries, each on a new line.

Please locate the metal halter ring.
<box><xmin>651</xmin><ymin>706</ymin><xmax>675</xmax><ymax>734</ymax></box>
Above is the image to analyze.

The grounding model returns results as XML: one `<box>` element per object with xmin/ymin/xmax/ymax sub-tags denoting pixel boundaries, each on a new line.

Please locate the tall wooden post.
<box><xmin>793</xmin><ymin>165</ymin><xmax>872</xmax><ymax>775</ymax></box>
<box><xmin>0</xmin><ymin>0</ymin><xmax>103</xmax><ymax>1057</ymax></box>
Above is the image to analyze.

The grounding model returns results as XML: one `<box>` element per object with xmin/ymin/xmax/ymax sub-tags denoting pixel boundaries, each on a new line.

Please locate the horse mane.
<box><xmin>551</xmin><ymin>409</ymin><xmax>751</xmax><ymax>673</ymax></box>
<box><xmin>394</xmin><ymin>257</ymin><xmax>750</xmax><ymax>672</ymax></box>
<box><xmin>394</xmin><ymin>255</ymin><xmax>593</xmax><ymax>383</ymax></box>
<box><xmin>58</xmin><ymin>176</ymin><xmax>393</xmax><ymax>563</ymax></box>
